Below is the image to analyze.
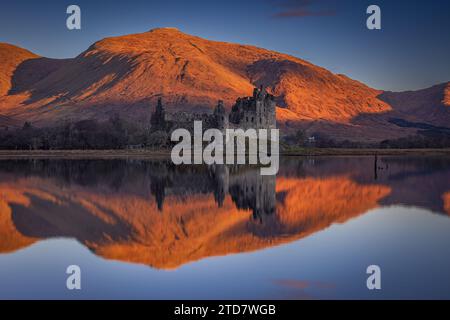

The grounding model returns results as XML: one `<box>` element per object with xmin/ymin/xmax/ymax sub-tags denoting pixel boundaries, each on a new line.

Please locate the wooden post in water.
<box><xmin>374</xmin><ymin>153</ymin><xmax>378</xmax><ymax>180</ymax></box>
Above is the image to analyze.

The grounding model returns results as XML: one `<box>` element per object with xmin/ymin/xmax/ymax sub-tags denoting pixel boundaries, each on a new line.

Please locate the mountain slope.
<box><xmin>0</xmin><ymin>28</ymin><xmax>448</xmax><ymax>141</ymax></box>
<box><xmin>379</xmin><ymin>82</ymin><xmax>450</xmax><ymax>127</ymax></box>
<box><xmin>0</xmin><ymin>43</ymin><xmax>38</xmax><ymax>96</ymax></box>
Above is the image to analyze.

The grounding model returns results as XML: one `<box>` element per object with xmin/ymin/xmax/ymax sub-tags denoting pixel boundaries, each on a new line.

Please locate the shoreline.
<box><xmin>0</xmin><ymin>148</ymin><xmax>449</xmax><ymax>159</ymax></box>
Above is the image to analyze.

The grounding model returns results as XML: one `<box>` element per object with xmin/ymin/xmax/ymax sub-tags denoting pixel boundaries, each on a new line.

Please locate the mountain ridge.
<box><xmin>0</xmin><ymin>28</ymin><xmax>448</xmax><ymax>142</ymax></box>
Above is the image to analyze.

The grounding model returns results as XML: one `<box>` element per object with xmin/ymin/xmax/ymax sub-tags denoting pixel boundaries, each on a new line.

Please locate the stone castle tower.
<box><xmin>213</xmin><ymin>100</ymin><xmax>228</xmax><ymax>131</ymax></box>
<box><xmin>229</xmin><ymin>86</ymin><xmax>276</xmax><ymax>130</ymax></box>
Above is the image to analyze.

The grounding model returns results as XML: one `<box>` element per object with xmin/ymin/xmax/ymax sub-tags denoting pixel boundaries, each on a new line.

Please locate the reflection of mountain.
<box><xmin>0</xmin><ymin>157</ymin><xmax>448</xmax><ymax>269</ymax></box>
<box><xmin>444</xmin><ymin>192</ymin><xmax>450</xmax><ymax>216</ymax></box>
<box><xmin>373</xmin><ymin>157</ymin><xmax>450</xmax><ymax>213</ymax></box>
<box><xmin>0</xmin><ymin>187</ymin><xmax>37</xmax><ymax>253</ymax></box>
<box><xmin>283</xmin><ymin>156</ymin><xmax>450</xmax><ymax>215</ymax></box>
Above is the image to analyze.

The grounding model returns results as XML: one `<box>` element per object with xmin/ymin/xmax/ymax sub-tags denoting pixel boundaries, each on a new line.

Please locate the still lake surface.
<box><xmin>0</xmin><ymin>155</ymin><xmax>449</xmax><ymax>299</ymax></box>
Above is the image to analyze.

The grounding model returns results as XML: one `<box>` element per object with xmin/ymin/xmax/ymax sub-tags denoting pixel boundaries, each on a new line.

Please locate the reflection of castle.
<box><xmin>228</xmin><ymin>170</ymin><xmax>276</xmax><ymax>220</ymax></box>
<box><xmin>209</xmin><ymin>164</ymin><xmax>229</xmax><ymax>207</ymax></box>
<box><xmin>150</xmin><ymin>87</ymin><xmax>276</xmax><ymax>133</ymax></box>
<box><xmin>148</xmin><ymin>163</ymin><xmax>276</xmax><ymax>219</ymax></box>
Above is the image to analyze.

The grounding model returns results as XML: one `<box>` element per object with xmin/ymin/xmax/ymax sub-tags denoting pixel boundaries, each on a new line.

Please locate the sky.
<box><xmin>0</xmin><ymin>0</ymin><xmax>449</xmax><ymax>91</ymax></box>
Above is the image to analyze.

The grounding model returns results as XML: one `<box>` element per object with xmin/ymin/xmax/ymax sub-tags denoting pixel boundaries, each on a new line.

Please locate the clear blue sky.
<box><xmin>1</xmin><ymin>0</ymin><xmax>449</xmax><ymax>91</ymax></box>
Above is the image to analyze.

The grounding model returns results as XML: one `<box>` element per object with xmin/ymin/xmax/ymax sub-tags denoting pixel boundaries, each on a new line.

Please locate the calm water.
<box><xmin>0</xmin><ymin>156</ymin><xmax>450</xmax><ymax>299</ymax></box>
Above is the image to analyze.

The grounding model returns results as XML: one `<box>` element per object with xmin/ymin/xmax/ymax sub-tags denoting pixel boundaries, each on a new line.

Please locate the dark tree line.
<box><xmin>379</xmin><ymin>132</ymin><xmax>450</xmax><ymax>149</ymax></box>
<box><xmin>1</xmin><ymin>121</ymin><xmax>450</xmax><ymax>150</ymax></box>
<box><xmin>0</xmin><ymin>116</ymin><xmax>157</xmax><ymax>150</ymax></box>
<box><xmin>284</xmin><ymin>129</ymin><xmax>450</xmax><ymax>149</ymax></box>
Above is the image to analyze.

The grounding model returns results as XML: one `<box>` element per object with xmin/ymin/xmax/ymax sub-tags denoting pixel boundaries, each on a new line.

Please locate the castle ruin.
<box><xmin>150</xmin><ymin>87</ymin><xmax>276</xmax><ymax>134</ymax></box>
<box><xmin>229</xmin><ymin>86</ymin><xmax>276</xmax><ymax>130</ymax></box>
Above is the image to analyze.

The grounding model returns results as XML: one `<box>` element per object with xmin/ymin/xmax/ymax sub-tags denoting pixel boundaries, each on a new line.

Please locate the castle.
<box><xmin>229</xmin><ymin>87</ymin><xmax>277</xmax><ymax>130</ymax></box>
<box><xmin>150</xmin><ymin>86</ymin><xmax>276</xmax><ymax>133</ymax></box>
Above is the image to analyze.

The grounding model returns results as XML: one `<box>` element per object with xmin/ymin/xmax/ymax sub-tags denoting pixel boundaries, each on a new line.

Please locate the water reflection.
<box><xmin>0</xmin><ymin>156</ymin><xmax>449</xmax><ymax>269</ymax></box>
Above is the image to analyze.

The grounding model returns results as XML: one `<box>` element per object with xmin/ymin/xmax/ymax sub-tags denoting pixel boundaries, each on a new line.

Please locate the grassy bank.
<box><xmin>281</xmin><ymin>148</ymin><xmax>450</xmax><ymax>156</ymax></box>
<box><xmin>0</xmin><ymin>148</ymin><xmax>450</xmax><ymax>159</ymax></box>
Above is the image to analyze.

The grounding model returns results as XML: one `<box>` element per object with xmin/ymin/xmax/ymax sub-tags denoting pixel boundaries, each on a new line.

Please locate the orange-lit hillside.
<box><xmin>0</xmin><ymin>28</ymin><xmax>391</xmax><ymax>124</ymax></box>
<box><xmin>0</xmin><ymin>43</ymin><xmax>38</xmax><ymax>96</ymax></box>
<box><xmin>1</xmin><ymin>29</ymin><xmax>448</xmax><ymax>141</ymax></box>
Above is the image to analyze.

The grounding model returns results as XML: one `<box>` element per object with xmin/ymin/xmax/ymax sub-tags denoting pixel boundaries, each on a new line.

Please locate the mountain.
<box><xmin>0</xmin><ymin>28</ymin><xmax>449</xmax><ymax>141</ymax></box>
<box><xmin>379</xmin><ymin>82</ymin><xmax>450</xmax><ymax>127</ymax></box>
